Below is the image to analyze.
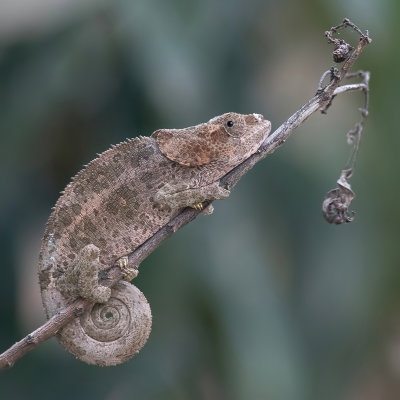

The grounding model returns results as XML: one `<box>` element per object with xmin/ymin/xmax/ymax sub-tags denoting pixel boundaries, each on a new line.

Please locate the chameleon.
<box><xmin>38</xmin><ymin>112</ymin><xmax>271</xmax><ymax>366</ymax></box>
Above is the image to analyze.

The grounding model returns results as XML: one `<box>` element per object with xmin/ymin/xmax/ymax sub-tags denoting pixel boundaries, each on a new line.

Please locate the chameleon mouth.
<box><xmin>253</xmin><ymin>118</ymin><xmax>271</xmax><ymax>142</ymax></box>
<box><xmin>243</xmin><ymin>113</ymin><xmax>265</xmax><ymax>127</ymax></box>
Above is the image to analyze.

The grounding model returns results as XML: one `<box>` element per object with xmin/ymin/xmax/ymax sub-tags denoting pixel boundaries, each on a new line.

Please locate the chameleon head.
<box><xmin>207</xmin><ymin>112</ymin><xmax>271</xmax><ymax>167</ymax></box>
<box><xmin>153</xmin><ymin>112</ymin><xmax>271</xmax><ymax>168</ymax></box>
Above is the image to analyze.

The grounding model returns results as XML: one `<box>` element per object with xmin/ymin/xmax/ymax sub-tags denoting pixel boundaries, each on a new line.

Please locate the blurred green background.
<box><xmin>0</xmin><ymin>0</ymin><xmax>398</xmax><ymax>399</ymax></box>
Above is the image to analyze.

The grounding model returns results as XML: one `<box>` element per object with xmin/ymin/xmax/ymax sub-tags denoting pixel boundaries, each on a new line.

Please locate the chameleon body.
<box><xmin>38</xmin><ymin>112</ymin><xmax>271</xmax><ymax>366</ymax></box>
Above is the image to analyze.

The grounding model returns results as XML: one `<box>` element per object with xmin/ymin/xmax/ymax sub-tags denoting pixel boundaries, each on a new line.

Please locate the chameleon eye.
<box><xmin>226</xmin><ymin>120</ymin><xmax>234</xmax><ymax>128</ymax></box>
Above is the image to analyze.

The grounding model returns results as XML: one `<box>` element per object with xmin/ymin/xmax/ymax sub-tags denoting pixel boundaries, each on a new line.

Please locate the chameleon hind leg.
<box><xmin>59</xmin><ymin>246</ymin><xmax>137</xmax><ymax>304</ymax></box>
<box><xmin>58</xmin><ymin>245</ymin><xmax>138</xmax><ymax>304</ymax></box>
<box><xmin>75</xmin><ymin>244</ymin><xmax>111</xmax><ymax>303</ymax></box>
<box><xmin>57</xmin><ymin>244</ymin><xmax>111</xmax><ymax>303</ymax></box>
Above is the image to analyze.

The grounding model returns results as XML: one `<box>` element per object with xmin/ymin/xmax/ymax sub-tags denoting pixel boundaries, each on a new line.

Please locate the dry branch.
<box><xmin>0</xmin><ymin>18</ymin><xmax>371</xmax><ymax>370</ymax></box>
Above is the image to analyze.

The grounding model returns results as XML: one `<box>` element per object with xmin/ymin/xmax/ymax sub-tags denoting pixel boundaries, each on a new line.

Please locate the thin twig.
<box><xmin>321</xmin><ymin>34</ymin><xmax>370</xmax><ymax>223</ymax></box>
<box><xmin>0</xmin><ymin>18</ymin><xmax>371</xmax><ymax>370</ymax></box>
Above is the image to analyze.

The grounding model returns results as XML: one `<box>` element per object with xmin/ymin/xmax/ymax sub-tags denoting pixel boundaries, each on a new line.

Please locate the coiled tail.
<box><xmin>57</xmin><ymin>281</ymin><xmax>152</xmax><ymax>366</ymax></box>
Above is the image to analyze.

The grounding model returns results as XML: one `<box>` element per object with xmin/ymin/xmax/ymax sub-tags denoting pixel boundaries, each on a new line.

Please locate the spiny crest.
<box><xmin>44</xmin><ymin>136</ymin><xmax>152</xmax><ymax>233</ymax></box>
<box><xmin>67</xmin><ymin>136</ymin><xmax>150</xmax><ymax>186</ymax></box>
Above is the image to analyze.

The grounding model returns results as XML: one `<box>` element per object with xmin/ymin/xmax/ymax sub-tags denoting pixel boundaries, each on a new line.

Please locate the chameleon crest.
<box><xmin>38</xmin><ymin>112</ymin><xmax>271</xmax><ymax>366</ymax></box>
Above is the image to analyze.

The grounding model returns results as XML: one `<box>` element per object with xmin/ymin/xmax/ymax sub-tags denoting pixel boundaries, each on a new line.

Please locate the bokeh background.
<box><xmin>0</xmin><ymin>0</ymin><xmax>398</xmax><ymax>399</ymax></box>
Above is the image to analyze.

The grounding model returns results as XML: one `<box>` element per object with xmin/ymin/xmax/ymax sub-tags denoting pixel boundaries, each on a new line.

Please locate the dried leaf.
<box><xmin>322</xmin><ymin>169</ymin><xmax>355</xmax><ymax>224</ymax></box>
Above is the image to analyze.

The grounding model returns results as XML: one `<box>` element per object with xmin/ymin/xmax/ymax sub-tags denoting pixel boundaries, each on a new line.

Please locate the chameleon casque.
<box><xmin>38</xmin><ymin>112</ymin><xmax>271</xmax><ymax>366</ymax></box>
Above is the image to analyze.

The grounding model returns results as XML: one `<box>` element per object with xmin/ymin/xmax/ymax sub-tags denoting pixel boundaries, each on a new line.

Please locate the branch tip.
<box><xmin>325</xmin><ymin>18</ymin><xmax>371</xmax><ymax>63</ymax></box>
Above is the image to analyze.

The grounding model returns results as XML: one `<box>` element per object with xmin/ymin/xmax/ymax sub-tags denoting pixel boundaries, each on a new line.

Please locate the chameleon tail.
<box><xmin>57</xmin><ymin>281</ymin><xmax>152</xmax><ymax>366</ymax></box>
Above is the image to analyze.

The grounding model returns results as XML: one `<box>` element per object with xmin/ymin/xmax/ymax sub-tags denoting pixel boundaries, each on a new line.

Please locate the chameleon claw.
<box><xmin>116</xmin><ymin>256</ymin><xmax>128</xmax><ymax>269</ymax></box>
<box><xmin>122</xmin><ymin>268</ymin><xmax>138</xmax><ymax>282</ymax></box>
<box><xmin>190</xmin><ymin>202</ymin><xmax>204</xmax><ymax>210</ymax></box>
<box><xmin>115</xmin><ymin>256</ymin><xmax>138</xmax><ymax>282</ymax></box>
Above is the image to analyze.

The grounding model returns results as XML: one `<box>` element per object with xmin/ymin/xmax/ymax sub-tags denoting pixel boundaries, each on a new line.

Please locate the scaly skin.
<box><xmin>38</xmin><ymin>112</ymin><xmax>271</xmax><ymax>365</ymax></box>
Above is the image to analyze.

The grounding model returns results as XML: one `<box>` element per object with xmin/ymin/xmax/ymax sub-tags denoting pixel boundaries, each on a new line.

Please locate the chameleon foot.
<box><xmin>116</xmin><ymin>256</ymin><xmax>138</xmax><ymax>282</ymax></box>
<box><xmin>190</xmin><ymin>202</ymin><xmax>204</xmax><ymax>210</ymax></box>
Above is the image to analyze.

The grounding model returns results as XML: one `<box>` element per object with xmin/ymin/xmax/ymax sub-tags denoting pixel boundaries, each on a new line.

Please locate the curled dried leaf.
<box><xmin>332</xmin><ymin>40</ymin><xmax>353</xmax><ymax>63</ymax></box>
<box><xmin>322</xmin><ymin>169</ymin><xmax>355</xmax><ymax>224</ymax></box>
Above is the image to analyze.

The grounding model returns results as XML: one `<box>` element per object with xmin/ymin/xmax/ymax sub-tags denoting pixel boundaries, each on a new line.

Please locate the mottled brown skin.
<box><xmin>38</xmin><ymin>112</ymin><xmax>271</xmax><ymax>365</ymax></box>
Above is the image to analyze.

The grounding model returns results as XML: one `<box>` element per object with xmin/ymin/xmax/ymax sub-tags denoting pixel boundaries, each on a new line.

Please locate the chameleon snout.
<box><xmin>245</xmin><ymin>113</ymin><xmax>264</xmax><ymax>124</ymax></box>
<box><xmin>253</xmin><ymin>113</ymin><xmax>264</xmax><ymax>122</ymax></box>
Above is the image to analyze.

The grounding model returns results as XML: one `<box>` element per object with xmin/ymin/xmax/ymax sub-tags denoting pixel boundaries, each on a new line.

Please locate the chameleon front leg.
<box><xmin>154</xmin><ymin>181</ymin><xmax>230</xmax><ymax>212</ymax></box>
